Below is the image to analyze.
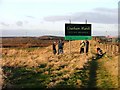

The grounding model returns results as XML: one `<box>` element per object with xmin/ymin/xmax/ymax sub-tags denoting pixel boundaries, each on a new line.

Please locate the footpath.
<box><xmin>0</xmin><ymin>66</ymin><xmax>3</xmax><ymax>90</ymax></box>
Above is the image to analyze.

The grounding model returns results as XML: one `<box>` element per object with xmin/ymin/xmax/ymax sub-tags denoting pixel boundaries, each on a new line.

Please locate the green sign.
<box><xmin>65</xmin><ymin>24</ymin><xmax>92</xmax><ymax>40</ymax></box>
<box><xmin>65</xmin><ymin>36</ymin><xmax>92</xmax><ymax>40</ymax></box>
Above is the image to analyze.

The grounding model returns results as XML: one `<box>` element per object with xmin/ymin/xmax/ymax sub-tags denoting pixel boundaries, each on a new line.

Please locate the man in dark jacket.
<box><xmin>85</xmin><ymin>40</ymin><xmax>89</xmax><ymax>55</ymax></box>
<box><xmin>58</xmin><ymin>40</ymin><xmax>64</xmax><ymax>54</ymax></box>
<box><xmin>80</xmin><ymin>41</ymin><xmax>85</xmax><ymax>54</ymax></box>
<box><xmin>52</xmin><ymin>41</ymin><xmax>57</xmax><ymax>55</ymax></box>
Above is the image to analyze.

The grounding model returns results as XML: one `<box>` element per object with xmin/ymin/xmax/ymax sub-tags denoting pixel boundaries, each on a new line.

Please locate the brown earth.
<box><xmin>1</xmin><ymin>36</ymin><xmax>64</xmax><ymax>47</ymax></box>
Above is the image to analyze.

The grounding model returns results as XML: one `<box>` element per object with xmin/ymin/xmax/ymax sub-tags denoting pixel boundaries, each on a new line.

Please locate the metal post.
<box><xmin>69</xmin><ymin>19</ymin><xmax>71</xmax><ymax>54</ymax></box>
<box><xmin>85</xmin><ymin>19</ymin><xmax>87</xmax><ymax>54</ymax></box>
<box><xmin>69</xmin><ymin>40</ymin><xmax>71</xmax><ymax>54</ymax></box>
<box><xmin>85</xmin><ymin>19</ymin><xmax>87</xmax><ymax>24</ymax></box>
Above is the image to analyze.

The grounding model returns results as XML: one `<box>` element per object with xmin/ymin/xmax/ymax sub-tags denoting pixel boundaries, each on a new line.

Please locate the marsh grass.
<box><xmin>2</xmin><ymin>40</ymin><xmax>119</xmax><ymax>89</ymax></box>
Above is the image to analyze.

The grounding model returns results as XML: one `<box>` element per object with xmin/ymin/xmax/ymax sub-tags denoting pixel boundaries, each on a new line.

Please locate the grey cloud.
<box><xmin>0</xmin><ymin>22</ymin><xmax>9</xmax><ymax>26</ymax></box>
<box><xmin>94</xmin><ymin>8</ymin><xmax>117</xmax><ymax>13</ymax></box>
<box><xmin>44</xmin><ymin>8</ymin><xmax>117</xmax><ymax>24</ymax></box>
<box><xmin>16</xmin><ymin>21</ymin><xmax>23</xmax><ymax>26</ymax></box>
<box><xmin>72</xmin><ymin>11</ymin><xmax>117</xmax><ymax>24</ymax></box>
<box><xmin>44</xmin><ymin>15</ymin><xmax>71</xmax><ymax>22</ymax></box>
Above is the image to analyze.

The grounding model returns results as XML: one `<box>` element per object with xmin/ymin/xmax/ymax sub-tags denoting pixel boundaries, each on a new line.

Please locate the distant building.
<box><xmin>95</xmin><ymin>36</ymin><xmax>118</xmax><ymax>43</ymax></box>
<box><xmin>106</xmin><ymin>36</ymin><xmax>118</xmax><ymax>42</ymax></box>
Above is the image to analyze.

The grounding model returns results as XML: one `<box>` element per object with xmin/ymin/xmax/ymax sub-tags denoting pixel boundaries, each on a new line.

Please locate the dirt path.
<box><xmin>0</xmin><ymin>67</ymin><xmax>3</xmax><ymax>90</ymax></box>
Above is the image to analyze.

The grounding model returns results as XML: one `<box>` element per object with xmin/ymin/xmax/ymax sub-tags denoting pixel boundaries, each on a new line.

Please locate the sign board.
<box><xmin>65</xmin><ymin>24</ymin><xmax>92</xmax><ymax>40</ymax></box>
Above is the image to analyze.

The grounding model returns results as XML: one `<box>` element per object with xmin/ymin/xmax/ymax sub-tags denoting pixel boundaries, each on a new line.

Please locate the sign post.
<box><xmin>69</xmin><ymin>19</ymin><xmax>71</xmax><ymax>54</ymax></box>
<box><xmin>65</xmin><ymin>24</ymin><xmax>92</xmax><ymax>40</ymax></box>
<box><xmin>69</xmin><ymin>40</ymin><xmax>71</xmax><ymax>54</ymax></box>
<box><xmin>65</xmin><ymin>22</ymin><xmax>92</xmax><ymax>54</ymax></box>
<box><xmin>85</xmin><ymin>19</ymin><xmax>87</xmax><ymax>24</ymax></box>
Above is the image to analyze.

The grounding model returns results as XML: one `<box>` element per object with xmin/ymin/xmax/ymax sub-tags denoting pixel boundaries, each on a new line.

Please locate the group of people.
<box><xmin>52</xmin><ymin>39</ymin><xmax>103</xmax><ymax>59</ymax></box>
<box><xmin>53</xmin><ymin>39</ymin><xmax>104</xmax><ymax>56</ymax></box>
<box><xmin>52</xmin><ymin>40</ymin><xmax>64</xmax><ymax>55</ymax></box>
<box><xmin>52</xmin><ymin>40</ymin><xmax>90</xmax><ymax>55</ymax></box>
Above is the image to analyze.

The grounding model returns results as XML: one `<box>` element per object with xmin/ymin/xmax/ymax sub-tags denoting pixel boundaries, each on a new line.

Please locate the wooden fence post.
<box><xmin>113</xmin><ymin>45</ymin><xmax>115</xmax><ymax>55</ymax></box>
<box><xmin>107</xmin><ymin>44</ymin><xmax>108</xmax><ymax>52</ymax></box>
<box><xmin>110</xmin><ymin>44</ymin><xmax>112</xmax><ymax>52</ymax></box>
<box><xmin>116</xmin><ymin>45</ymin><xmax>119</xmax><ymax>54</ymax></box>
<box><xmin>108</xmin><ymin>44</ymin><xmax>110</xmax><ymax>53</ymax></box>
<box><xmin>105</xmin><ymin>44</ymin><xmax>107</xmax><ymax>52</ymax></box>
<box><xmin>112</xmin><ymin>44</ymin><xmax>113</xmax><ymax>55</ymax></box>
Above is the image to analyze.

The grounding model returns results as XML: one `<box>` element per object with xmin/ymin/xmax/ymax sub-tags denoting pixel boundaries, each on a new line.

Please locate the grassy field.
<box><xmin>1</xmin><ymin>38</ymin><xmax>119</xmax><ymax>89</ymax></box>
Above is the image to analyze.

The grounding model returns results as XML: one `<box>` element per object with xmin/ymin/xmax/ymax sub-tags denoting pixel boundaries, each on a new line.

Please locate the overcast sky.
<box><xmin>0</xmin><ymin>0</ymin><xmax>119</xmax><ymax>37</ymax></box>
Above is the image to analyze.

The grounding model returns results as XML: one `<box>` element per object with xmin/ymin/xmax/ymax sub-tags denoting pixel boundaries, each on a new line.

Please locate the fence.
<box><xmin>98</xmin><ymin>42</ymin><xmax>119</xmax><ymax>56</ymax></box>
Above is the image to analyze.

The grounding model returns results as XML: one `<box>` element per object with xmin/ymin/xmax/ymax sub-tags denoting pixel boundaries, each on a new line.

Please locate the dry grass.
<box><xmin>1</xmin><ymin>39</ymin><xmax>119</xmax><ymax>88</ymax></box>
<box><xmin>2</xmin><ymin>40</ymin><xmax>89</xmax><ymax>68</ymax></box>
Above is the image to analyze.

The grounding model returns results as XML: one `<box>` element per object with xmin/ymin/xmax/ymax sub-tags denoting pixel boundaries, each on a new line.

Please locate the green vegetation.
<box><xmin>76</xmin><ymin>54</ymin><xmax>118</xmax><ymax>88</ymax></box>
<box><xmin>96</xmin><ymin>56</ymin><xmax>118</xmax><ymax>88</ymax></box>
<box><xmin>3</xmin><ymin>66</ymin><xmax>51</xmax><ymax>88</ymax></box>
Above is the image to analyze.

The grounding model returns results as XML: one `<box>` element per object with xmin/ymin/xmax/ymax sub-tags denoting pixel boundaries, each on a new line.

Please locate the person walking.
<box><xmin>58</xmin><ymin>40</ymin><xmax>63</xmax><ymax>55</ymax></box>
<box><xmin>85</xmin><ymin>40</ymin><xmax>89</xmax><ymax>55</ymax></box>
<box><xmin>52</xmin><ymin>41</ymin><xmax>57</xmax><ymax>55</ymax></box>
<box><xmin>61</xmin><ymin>40</ymin><xmax>64</xmax><ymax>54</ymax></box>
<box><xmin>80</xmin><ymin>40</ymin><xmax>85</xmax><ymax>54</ymax></box>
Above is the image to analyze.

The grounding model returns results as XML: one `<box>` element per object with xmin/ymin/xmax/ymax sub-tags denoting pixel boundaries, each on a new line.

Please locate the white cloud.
<box><xmin>26</xmin><ymin>16</ymin><xmax>35</xmax><ymax>19</ymax></box>
<box><xmin>3</xmin><ymin>0</ymin><xmax>119</xmax><ymax>4</ymax></box>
